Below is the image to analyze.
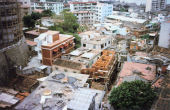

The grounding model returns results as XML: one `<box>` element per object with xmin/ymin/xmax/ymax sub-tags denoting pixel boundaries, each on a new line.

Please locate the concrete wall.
<box><xmin>0</xmin><ymin>41</ymin><xmax>29</xmax><ymax>85</ymax></box>
<box><xmin>158</xmin><ymin>21</ymin><xmax>170</xmax><ymax>48</ymax></box>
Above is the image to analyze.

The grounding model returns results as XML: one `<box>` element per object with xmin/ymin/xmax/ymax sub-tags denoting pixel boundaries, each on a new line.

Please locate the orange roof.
<box><xmin>166</xmin><ymin>20</ymin><xmax>170</xmax><ymax>23</ymax></box>
<box><xmin>117</xmin><ymin>62</ymin><xmax>156</xmax><ymax>86</ymax></box>
<box><xmin>26</xmin><ymin>40</ymin><xmax>37</xmax><ymax>46</ymax></box>
<box><xmin>25</xmin><ymin>30</ymin><xmax>40</xmax><ymax>36</ymax></box>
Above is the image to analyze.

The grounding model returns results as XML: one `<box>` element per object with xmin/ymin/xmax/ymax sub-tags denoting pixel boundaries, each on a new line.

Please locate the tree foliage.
<box><xmin>108</xmin><ymin>80</ymin><xmax>156</xmax><ymax>110</ymax></box>
<box><xmin>48</xmin><ymin>10</ymin><xmax>80</xmax><ymax>48</ymax></box>
<box><xmin>31</xmin><ymin>12</ymin><xmax>42</xmax><ymax>20</ymax></box>
<box><xmin>141</xmin><ymin>34</ymin><xmax>149</xmax><ymax>40</ymax></box>
<box><xmin>42</xmin><ymin>9</ymin><xmax>53</xmax><ymax>17</ymax></box>
<box><xmin>23</xmin><ymin>9</ymin><xmax>54</xmax><ymax>28</ymax></box>
<box><xmin>23</xmin><ymin>15</ymin><xmax>35</xmax><ymax>28</ymax></box>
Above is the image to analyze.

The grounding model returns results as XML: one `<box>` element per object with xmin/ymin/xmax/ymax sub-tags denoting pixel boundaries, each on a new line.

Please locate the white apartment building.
<box><xmin>70</xmin><ymin>1</ymin><xmax>113</xmax><ymax>25</ymax></box>
<box><xmin>70</xmin><ymin>1</ymin><xmax>97</xmax><ymax>25</ymax></box>
<box><xmin>95</xmin><ymin>3</ymin><xmax>113</xmax><ymax>23</ymax></box>
<box><xmin>145</xmin><ymin>0</ymin><xmax>167</xmax><ymax>12</ymax></box>
<box><xmin>158</xmin><ymin>20</ymin><xmax>170</xmax><ymax>48</ymax></box>
<box><xmin>31</xmin><ymin>0</ymin><xmax>63</xmax><ymax>15</ymax></box>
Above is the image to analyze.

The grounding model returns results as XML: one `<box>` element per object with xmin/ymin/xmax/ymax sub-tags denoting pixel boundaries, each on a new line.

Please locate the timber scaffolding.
<box><xmin>0</xmin><ymin>0</ymin><xmax>23</xmax><ymax>49</ymax></box>
<box><xmin>81</xmin><ymin>50</ymin><xmax>118</xmax><ymax>91</ymax></box>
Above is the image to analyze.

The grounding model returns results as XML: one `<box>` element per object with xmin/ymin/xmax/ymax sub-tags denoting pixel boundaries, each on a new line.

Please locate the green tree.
<box><xmin>23</xmin><ymin>15</ymin><xmax>35</xmax><ymax>28</ymax></box>
<box><xmin>141</xmin><ymin>34</ymin><xmax>149</xmax><ymax>40</ymax></box>
<box><xmin>42</xmin><ymin>9</ymin><xmax>53</xmax><ymax>17</ymax></box>
<box><xmin>60</xmin><ymin>11</ymin><xmax>79</xmax><ymax>33</ymax></box>
<box><xmin>108</xmin><ymin>80</ymin><xmax>156</xmax><ymax>110</ymax></box>
<box><xmin>73</xmin><ymin>34</ymin><xmax>81</xmax><ymax>49</ymax></box>
<box><xmin>48</xmin><ymin>10</ymin><xmax>80</xmax><ymax>48</ymax></box>
<box><xmin>31</xmin><ymin>12</ymin><xmax>41</xmax><ymax>20</ymax></box>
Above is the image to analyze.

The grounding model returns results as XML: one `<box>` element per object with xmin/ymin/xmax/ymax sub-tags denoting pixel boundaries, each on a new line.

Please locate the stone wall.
<box><xmin>0</xmin><ymin>40</ymin><xmax>29</xmax><ymax>85</ymax></box>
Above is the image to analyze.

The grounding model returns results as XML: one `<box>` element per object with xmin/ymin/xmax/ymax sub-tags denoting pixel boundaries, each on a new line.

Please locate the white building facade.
<box><xmin>70</xmin><ymin>1</ymin><xmax>113</xmax><ymax>25</ymax></box>
<box><xmin>158</xmin><ymin>20</ymin><xmax>170</xmax><ymax>48</ymax></box>
<box><xmin>80</xmin><ymin>31</ymin><xmax>113</xmax><ymax>50</ymax></box>
<box><xmin>145</xmin><ymin>0</ymin><xmax>167</xmax><ymax>12</ymax></box>
<box><xmin>31</xmin><ymin>0</ymin><xmax>63</xmax><ymax>15</ymax></box>
<box><xmin>95</xmin><ymin>3</ymin><xmax>113</xmax><ymax>23</ymax></box>
<box><xmin>70</xmin><ymin>1</ymin><xmax>96</xmax><ymax>25</ymax></box>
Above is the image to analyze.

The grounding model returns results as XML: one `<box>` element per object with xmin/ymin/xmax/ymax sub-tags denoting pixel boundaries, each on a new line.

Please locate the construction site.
<box><xmin>0</xmin><ymin>0</ymin><xmax>23</xmax><ymax>48</ymax></box>
<box><xmin>81</xmin><ymin>50</ymin><xmax>118</xmax><ymax>91</ymax></box>
<box><xmin>0</xmin><ymin>0</ymin><xmax>170</xmax><ymax>110</ymax></box>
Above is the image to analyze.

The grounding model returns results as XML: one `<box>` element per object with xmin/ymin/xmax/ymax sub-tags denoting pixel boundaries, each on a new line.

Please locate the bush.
<box><xmin>108</xmin><ymin>80</ymin><xmax>156</xmax><ymax>110</ymax></box>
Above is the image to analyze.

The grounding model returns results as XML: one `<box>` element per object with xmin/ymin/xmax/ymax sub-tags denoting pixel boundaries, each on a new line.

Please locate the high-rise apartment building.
<box><xmin>0</xmin><ymin>0</ymin><xmax>23</xmax><ymax>48</ymax></box>
<box><xmin>31</xmin><ymin>0</ymin><xmax>63</xmax><ymax>15</ymax></box>
<box><xmin>145</xmin><ymin>0</ymin><xmax>167</xmax><ymax>12</ymax></box>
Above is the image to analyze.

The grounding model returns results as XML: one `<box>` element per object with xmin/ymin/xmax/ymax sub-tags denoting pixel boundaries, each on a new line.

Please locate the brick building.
<box><xmin>34</xmin><ymin>30</ymin><xmax>75</xmax><ymax>66</ymax></box>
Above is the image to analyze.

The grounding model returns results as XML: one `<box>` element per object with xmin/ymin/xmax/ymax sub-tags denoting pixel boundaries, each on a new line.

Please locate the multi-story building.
<box><xmin>158</xmin><ymin>20</ymin><xmax>170</xmax><ymax>48</ymax></box>
<box><xmin>80</xmin><ymin>31</ymin><xmax>112</xmax><ymax>50</ymax></box>
<box><xmin>95</xmin><ymin>2</ymin><xmax>113</xmax><ymax>23</ymax></box>
<box><xmin>70</xmin><ymin>1</ymin><xmax>113</xmax><ymax>25</ymax></box>
<box><xmin>0</xmin><ymin>0</ymin><xmax>23</xmax><ymax>48</ymax></box>
<box><xmin>34</xmin><ymin>30</ymin><xmax>75</xmax><ymax>66</ymax></box>
<box><xmin>31</xmin><ymin>0</ymin><xmax>63</xmax><ymax>15</ymax></box>
<box><xmin>145</xmin><ymin>0</ymin><xmax>167</xmax><ymax>12</ymax></box>
<box><xmin>70</xmin><ymin>1</ymin><xmax>97</xmax><ymax>25</ymax></box>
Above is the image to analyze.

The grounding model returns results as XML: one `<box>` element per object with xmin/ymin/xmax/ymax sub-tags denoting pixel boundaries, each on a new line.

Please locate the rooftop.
<box><xmin>73</xmin><ymin>11</ymin><xmax>93</xmax><ymax>14</ymax></box>
<box><xmin>15</xmin><ymin>70</ymin><xmax>104</xmax><ymax>110</ymax></box>
<box><xmin>26</xmin><ymin>40</ymin><xmax>37</xmax><ymax>47</ymax></box>
<box><xmin>36</xmin><ymin>31</ymin><xmax>74</xmax><ymax>48</ymax></box>
<box><xmin>107</xmin><ymin>15</ymin><xmax>147</xmax><ymax>24</ymax></box>
<box><xmin>70</xmin><ymin>1</ymin><xmax>97</xmax><ymax>4</ymax></box>
<box><xmin>62</xmin><ymin>48</ymin><xmax>102</xmax><ymax>68</ymax></box>
<box><xmin>25</xmin><ymin>29</ymin><xmax>41</xmax><ymax>36</ymax></box>
<box><xmin>117</xmin><ymin>62</ymin><xmax>156</xmax><ymax>86</ymax></box>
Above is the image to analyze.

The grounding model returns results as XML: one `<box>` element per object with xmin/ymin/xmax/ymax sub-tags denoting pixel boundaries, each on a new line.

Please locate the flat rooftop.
<box><xmin>40</xmin><ymin>32</ymin><xmax>74</xmax><ymax>48</ymax></box>
<box><xmin>73</xmin><ymin>11</ymin><xmax>94</xmax><ymax>14</ymax></box>
<box><xmin>107</xmin><ymin>15</ymin><xmax>147</xmax><ymax>24</ymax></box>
<box><xmin>25</xmin><ymin>29</ymin><xmax>40</xmax><ymax>36</ymax></box>
<box><xmin>68</xmin><ymin>48</ymin><xmax>102</xmax><ymax>66</ymax></box>
<box><xmin>15</xmin><ymin>71</ymin><xmax>105</xmax><ymax>110</ymax></box>
<box><xmin>83</xmin><ymin>36</ymin><xmax>112</xmax><ymax>44</ymax></box>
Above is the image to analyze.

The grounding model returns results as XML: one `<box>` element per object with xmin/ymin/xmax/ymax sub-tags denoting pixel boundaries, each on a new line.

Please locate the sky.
<box><xmin>116</xmin><ymin>0</ymin><xmax>170</xmax><ymax>5</ymax></box>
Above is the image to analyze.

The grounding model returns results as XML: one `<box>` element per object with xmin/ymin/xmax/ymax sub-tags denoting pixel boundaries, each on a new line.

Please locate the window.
<box><xmin>83</xmin><ymin>44</ymin><xmax>86</xmax><ymax>47</ymax></box>
<box><xmin>105</xmin><ymin>43</ymin><xmax>107</xmax><ymax>46</ymax></box>
<box><xmin>101</xmin><ymin>44</ymin><xmax>104</xmax><ymax>49</ymax></box>
<box><xmin>108</xmin><ymin>41</ymin><xmax>110</xmax><ymax>44</ymax></box>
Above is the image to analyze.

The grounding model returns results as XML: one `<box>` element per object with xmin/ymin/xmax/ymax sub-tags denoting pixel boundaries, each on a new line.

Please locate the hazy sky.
<box><xmin>117</xmin><ymin>0</ymin><xmax>170</xmax><ymax>5</ymax></box>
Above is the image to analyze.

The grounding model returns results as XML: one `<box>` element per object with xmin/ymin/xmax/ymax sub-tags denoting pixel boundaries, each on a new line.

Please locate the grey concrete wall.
<box><xmin>158</xmin><ymin>21</ymin><xmax>170</xmax><ymax>48</ymax></box>
<box><xmin>0</xmin><ymin>41</ymin><xmax>29</xmax><ymax>85</ymax></box>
